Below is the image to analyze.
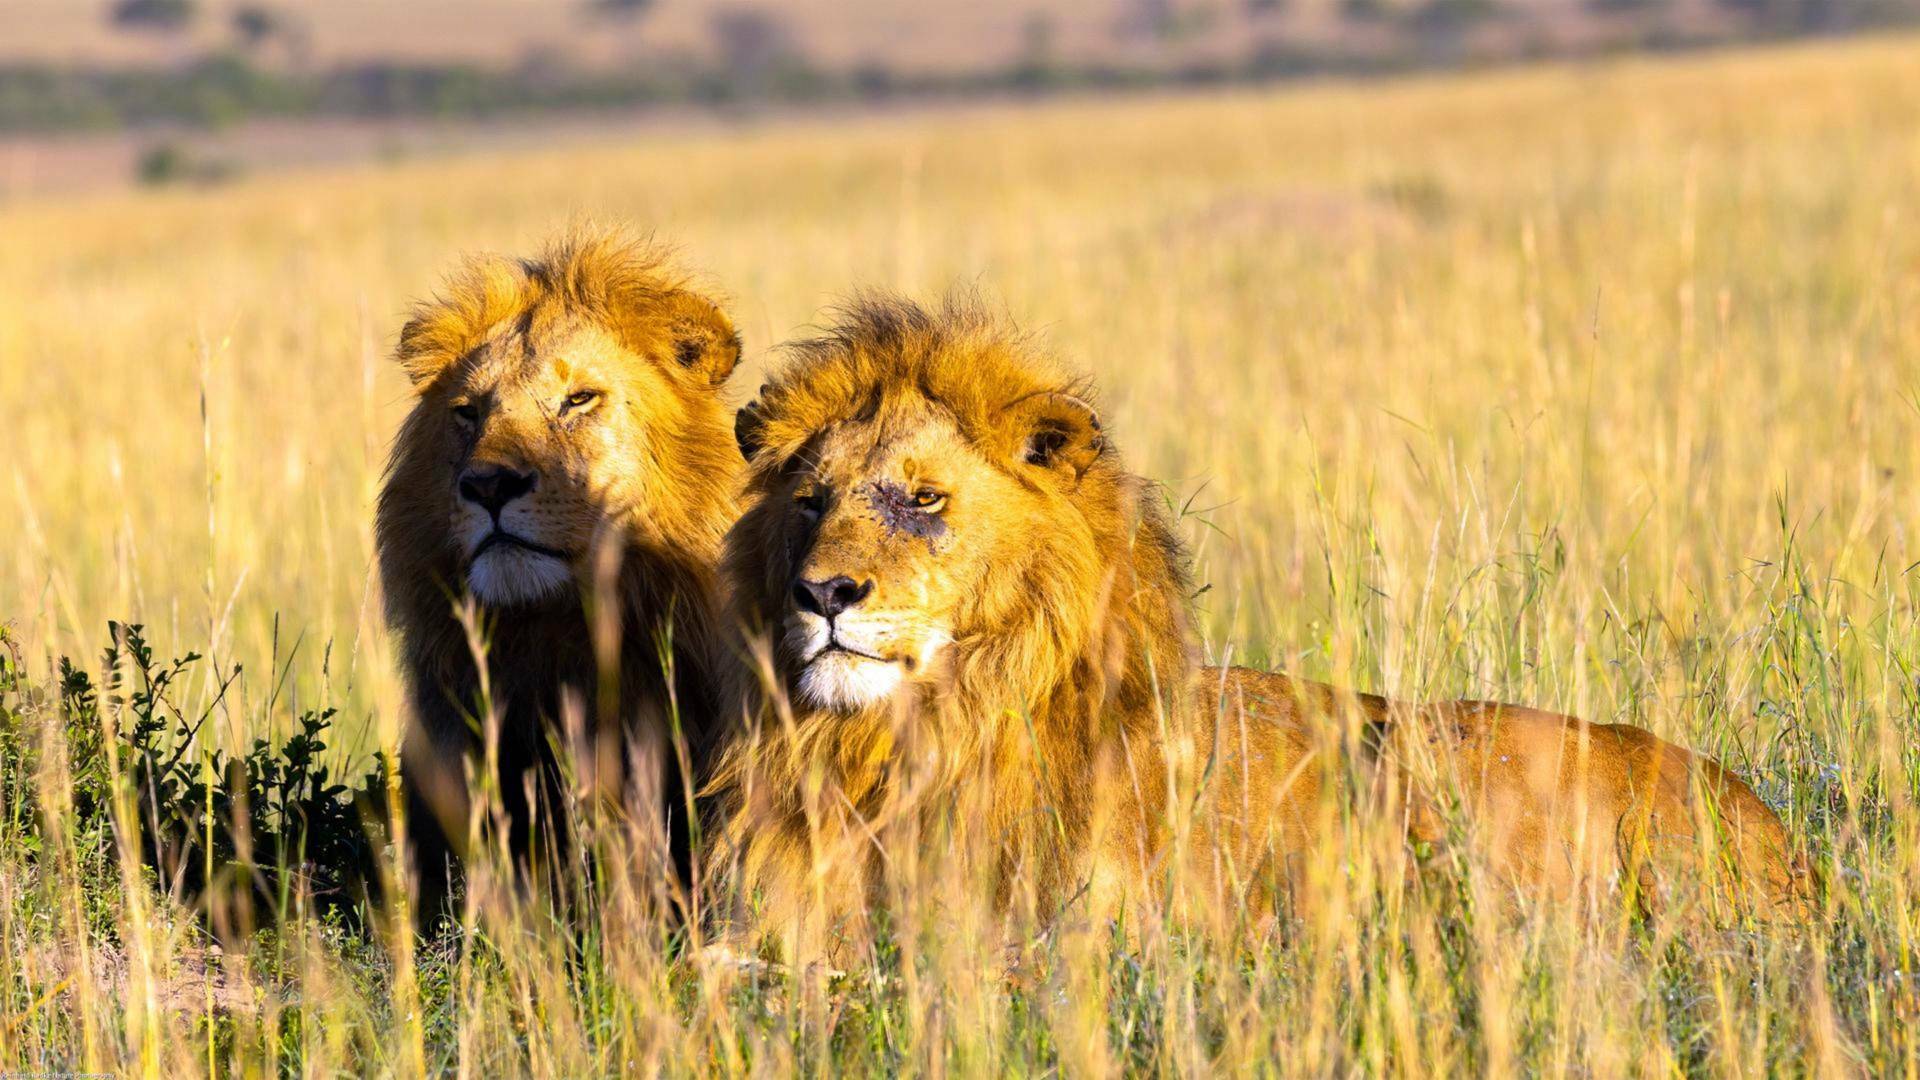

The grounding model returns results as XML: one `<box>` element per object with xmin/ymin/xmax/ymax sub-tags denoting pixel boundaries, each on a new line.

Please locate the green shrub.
<box><xmin>0</xmin><ymin>623</ymin><xmax>386</xmax><ymax>939</ymax></box>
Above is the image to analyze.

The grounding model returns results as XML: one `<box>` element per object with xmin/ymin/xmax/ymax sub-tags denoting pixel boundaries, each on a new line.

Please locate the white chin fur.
<box><xmin>796</xmin><ymin>652</ymin><xmax>906</xmax><ymax>711</ymax></box>
<box><xmin>467</xmin><ymin>547</ymin><xmax>573</xmax><ymax>607</ymax></box>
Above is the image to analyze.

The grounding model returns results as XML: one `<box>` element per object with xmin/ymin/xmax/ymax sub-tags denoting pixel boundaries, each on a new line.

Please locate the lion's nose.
<box><xmin>793</xmin><ymin>576</ymin><xmax>873</xmax><ymax>620</ymax></box>
<box><xmin>458</xmin><ymin>465</ymin><xmax>537</xmax><ymax>516</ymax></box>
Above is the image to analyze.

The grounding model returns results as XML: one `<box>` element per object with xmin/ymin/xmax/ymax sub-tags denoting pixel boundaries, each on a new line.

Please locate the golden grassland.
<box><xmin>1</xmin><ymin>34</ymin><xmax>1917</xmax><ymax>1075</ymax></box>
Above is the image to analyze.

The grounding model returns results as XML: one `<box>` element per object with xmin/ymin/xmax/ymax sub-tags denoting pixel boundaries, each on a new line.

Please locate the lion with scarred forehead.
<box><xmin>702</xmin><ymin>295</ymin><xmax>1811</xmax><ymax>964</ymax></box>
<box><xmin>377</xmin><ymin>231</ymin><xmax>741</xmax><ymax>907</ymax></box>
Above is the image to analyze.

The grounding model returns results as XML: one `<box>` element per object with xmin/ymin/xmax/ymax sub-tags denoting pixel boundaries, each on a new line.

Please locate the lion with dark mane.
<box><xmin>702</xmin><ymin>295</ymin><xmax>1810</xmax><ymax>964</ymax></box>
<box><xmin>377</xmin><ymin>230</ymin><xmax>741</xmax><ymax>909</ymax></box>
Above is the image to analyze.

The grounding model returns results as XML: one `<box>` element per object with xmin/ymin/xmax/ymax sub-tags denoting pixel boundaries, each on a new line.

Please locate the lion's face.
<box><xmin>741</xmin><ymin>393</ymin><xmax>1105</xmax><ymax>713</ymax></box>
<box><xmin>380</xmin><ymin>235</ymin><xmax>742</xmax><ymax>614</ymax></box>
<box><xmin>779</xmin><ymin>407</ymin><xmax>994</xmax><ymax>709</ymax></box>
<box><xmin>429</xmin><ymin>315</ymin><xmax>669</xmax><ymax>607</ymax></box>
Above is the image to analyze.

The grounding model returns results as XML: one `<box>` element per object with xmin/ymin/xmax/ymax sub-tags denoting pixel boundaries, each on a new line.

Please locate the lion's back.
<box><xmin>1431</xmin><ymin>701</ymin><xmax>1811</xmax><ymax>916</ymax></box>
<box><xmin>1183</xmin><ymin>672</ymin><xmax>1810</xmax><ymax>920</ymax></box>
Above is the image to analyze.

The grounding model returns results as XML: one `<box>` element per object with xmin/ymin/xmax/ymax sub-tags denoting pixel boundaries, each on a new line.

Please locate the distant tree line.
<box><xmin>0</xmin><ymin>0</ymin><xmax>1909</xmax><ymax>134</ymax></box>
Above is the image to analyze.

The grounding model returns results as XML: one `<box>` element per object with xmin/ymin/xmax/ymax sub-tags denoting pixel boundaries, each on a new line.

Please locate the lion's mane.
<box><xmin>377</xmin><ymin>230</ymin><xmax>740</xmax><ymax>901</ymax></box>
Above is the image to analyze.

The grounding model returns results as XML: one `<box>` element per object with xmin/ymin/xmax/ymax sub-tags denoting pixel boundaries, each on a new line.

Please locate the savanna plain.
<box><xmin>1</xmin><ymin>34</ymin><xmax>1918</xmax><ymax>1077</ymax></box>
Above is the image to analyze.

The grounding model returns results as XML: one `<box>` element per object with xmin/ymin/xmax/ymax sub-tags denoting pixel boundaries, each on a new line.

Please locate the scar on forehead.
<box><xmin>859</xmin><ymin>480</ymin><xmax>946</xmax><ymax>552</ymax></box>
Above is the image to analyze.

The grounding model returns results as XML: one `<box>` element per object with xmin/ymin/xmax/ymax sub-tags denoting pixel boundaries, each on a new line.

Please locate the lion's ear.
<box><xmin>660</xmin><ymin>291</ymin><xmax>741</xmax><ymax>387</ymax></box>
<box><xmin>1010</xmin><ymin>391</ymin><xmax>1104</xmax><ymax>480</ymax></box>
<box><xmin>735</xmin><ymin>392</ymin><xmax>767</xmax><ymax>462</ymax></box>
<box><xmin>395</xmin><ymin>315</ymin><xmax>446</xmax><ymax>387</ymax></box>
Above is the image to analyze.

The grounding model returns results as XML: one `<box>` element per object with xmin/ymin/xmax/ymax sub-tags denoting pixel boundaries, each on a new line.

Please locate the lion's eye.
<box><xmin>795</xmin><ymin>486</ymin><xmax>827</xmax><ymax>519</ymax></box>
<box><xmin>451</xmin><ymin>402</ymin><xmax>480</xmax><ymax>424</ymax></box>
<box><xmin>911</xmin><ymin>489</ymin><xmax>946</xmax><ymax>513</ymax></box>
<box><xmin>561</xmin><ymin>389</ymin><xmax>601</xmax><ymax>414</ymax></box>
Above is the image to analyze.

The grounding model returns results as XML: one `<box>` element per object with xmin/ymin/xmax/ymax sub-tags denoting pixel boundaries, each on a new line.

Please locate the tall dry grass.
<box><xmin>0</xmin><ymin>34</ymin><xmax>1916</xmax><ymax>1075</ymax></box>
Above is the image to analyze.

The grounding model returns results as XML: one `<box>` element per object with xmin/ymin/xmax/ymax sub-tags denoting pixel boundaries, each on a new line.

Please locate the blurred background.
<box><xmin>4</xmin><ymin>0</ymin><xmax>1916</xmax><ymax>196</ymax></box>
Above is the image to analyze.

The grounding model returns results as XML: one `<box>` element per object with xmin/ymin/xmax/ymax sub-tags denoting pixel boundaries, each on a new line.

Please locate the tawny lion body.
<box><xmin>376</xmin><ymin>231</ymin><xmax>742</xmax><ymax>909</ymax></box>
<box><xmin>701</xmin><ymin>295</ymin><xmax>1807</xmax><ymax>963</ymax></box>
<box><xmin>1211</xmin><ymin>668</ymin><xmax>1809</xmax><ymax>917</ymax></box>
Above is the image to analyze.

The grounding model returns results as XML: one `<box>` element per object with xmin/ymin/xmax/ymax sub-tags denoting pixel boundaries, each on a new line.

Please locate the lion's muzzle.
<box><xmin>455</xmin><ymin>462</ymin><xmax>573</xmax><ymax>607</ymax></box>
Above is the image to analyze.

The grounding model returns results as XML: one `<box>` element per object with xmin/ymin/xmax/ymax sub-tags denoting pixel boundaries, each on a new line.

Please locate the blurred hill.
<box><xmin>8</xmin><ymin>0</ymin><xmax>1912</xmax><ymax>77</ymax></box>
<box><xmin>0</xmin><ymin>0</ymin><xmax>1914</xmax><ymax>169</ymax></box>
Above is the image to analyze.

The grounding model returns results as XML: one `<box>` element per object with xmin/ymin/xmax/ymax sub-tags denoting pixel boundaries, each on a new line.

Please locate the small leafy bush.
<box><xmin>0</xmin><ymin>622</ymin><xmax>387</xmax><ymax>939</ymax></box>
